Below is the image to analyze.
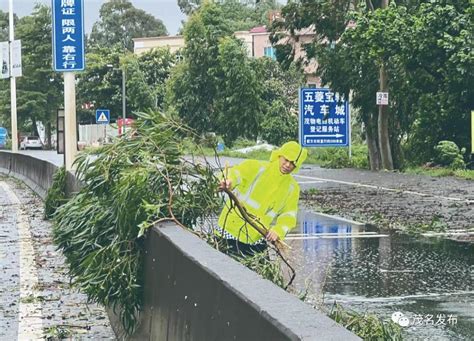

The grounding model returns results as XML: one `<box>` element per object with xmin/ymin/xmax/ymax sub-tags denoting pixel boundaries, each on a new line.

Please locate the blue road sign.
<box><xmin>299</xmin><ymin>88</ymin><xmax>350</xmax><ymax>147</ymax></box>
<box><xmin>0</xmin><ymin>127</ymin><xmax>7</xmax><ymax>148</ymax></box>
<box><xmin>96</xmin><ymin>109</ymin><xmax>110</xmax><ymax>125</ymax></box>
<box><xmin>52</xmin><ymin>0</ymin><xmax>85</xmax><ymax>72</ymax></box>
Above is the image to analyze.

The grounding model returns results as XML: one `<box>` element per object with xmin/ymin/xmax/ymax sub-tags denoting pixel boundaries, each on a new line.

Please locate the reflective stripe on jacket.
<box><xmin>218</xmin><ymin>159</ymin><xmax>300</xmax><ymax>244</ymax></box>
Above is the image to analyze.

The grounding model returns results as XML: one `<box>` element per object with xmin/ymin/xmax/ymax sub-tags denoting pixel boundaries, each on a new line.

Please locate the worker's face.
<box><xmin>279</xmin><ymin>156</ymin><xmax>296</xmax><ymax>174</ymax></box>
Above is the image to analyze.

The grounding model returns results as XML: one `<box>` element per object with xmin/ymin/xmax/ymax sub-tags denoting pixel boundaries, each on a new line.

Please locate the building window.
<box><xmin>264</xmin><ymin>46</ymin><xmax>276</xmax><ymax>60</ymax></box>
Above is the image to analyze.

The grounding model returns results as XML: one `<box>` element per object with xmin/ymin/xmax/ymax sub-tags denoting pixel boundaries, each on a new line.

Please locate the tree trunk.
<box><xmin>378</xmin><ymin>65</ymin><xmax>393</xmax><ymax>170</ymax></box>
<box><xmin>366</xmin><ymin>115</ymin><xmax>381</xmax><ymax>170</ymax></box>
<box><xmin>31</xmin><ymin>116</ymin><xmax>38</xmax><ymax>136</ymax></box>
<box><xmin>46</xmin><ymin>122</ymin><xmax>52</xmax><ymax>150</ymax></box>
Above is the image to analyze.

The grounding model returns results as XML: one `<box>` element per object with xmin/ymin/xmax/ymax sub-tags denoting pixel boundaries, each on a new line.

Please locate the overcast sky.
<box><xmin>0</xmin><ymin>0</ymin><xmax>186</xmax><ymax>35</ymax></box>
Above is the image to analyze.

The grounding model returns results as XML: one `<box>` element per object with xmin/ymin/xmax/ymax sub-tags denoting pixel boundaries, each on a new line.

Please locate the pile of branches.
<box><xmin>53</xmin><ymin>111</ymin><xmax>221</xmax><ymax>333</ymax></box>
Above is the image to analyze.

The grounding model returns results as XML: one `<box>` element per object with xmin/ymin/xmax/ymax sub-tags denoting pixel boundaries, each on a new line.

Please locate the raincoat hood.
<box><xmin>270</xmin><ymin>141</ymin><xmax>307</xmax><ymax>173</ymax></box>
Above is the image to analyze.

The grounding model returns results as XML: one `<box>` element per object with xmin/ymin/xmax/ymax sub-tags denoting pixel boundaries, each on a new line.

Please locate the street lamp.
<box><xmin>107</xmin><ymin>64</ymin><xmax>127</xmax><ymax>134</ymax></box>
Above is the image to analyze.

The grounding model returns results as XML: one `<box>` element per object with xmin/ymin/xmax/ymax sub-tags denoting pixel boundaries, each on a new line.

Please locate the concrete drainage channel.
<box><xmin>0</xmin><ymin>151</ymin><xmax>361</xmax><ymax>340</ymax></box>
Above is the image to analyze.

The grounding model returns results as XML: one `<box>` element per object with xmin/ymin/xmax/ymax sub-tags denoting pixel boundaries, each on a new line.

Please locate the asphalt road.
<box><xmin>0</xmin><ymin>176</ymin><xmax>115</xmax><ymax>339</ymax></box>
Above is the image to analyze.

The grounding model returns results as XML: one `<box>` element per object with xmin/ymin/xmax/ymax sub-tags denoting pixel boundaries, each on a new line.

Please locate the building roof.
<box><xmin>249</xmin><ymin>26</ymin><xmax>267</xmax><ymax>33</ymax></box>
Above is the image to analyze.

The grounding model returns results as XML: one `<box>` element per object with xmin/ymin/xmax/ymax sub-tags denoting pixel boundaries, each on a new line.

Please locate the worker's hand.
<box><xmin>219</xmin><ymin>179</ymin><xmax>232</xmax><ymax>190</ymax></box>
<box><xmin>266</xmin><ymin>230</ymin><xmax>280</xmax><ymax>243</ymax></box>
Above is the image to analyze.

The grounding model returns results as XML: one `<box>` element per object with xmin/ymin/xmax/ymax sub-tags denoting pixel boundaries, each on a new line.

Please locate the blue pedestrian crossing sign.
<box><xmin>299</xmin><ymin>88</ymin><xmax>350</xmax><ymax>147</ymax></box>
<box><xmin>96</xmin><ymin>109</ymin><xmax>110</xmax><ymax>125</ymax></box>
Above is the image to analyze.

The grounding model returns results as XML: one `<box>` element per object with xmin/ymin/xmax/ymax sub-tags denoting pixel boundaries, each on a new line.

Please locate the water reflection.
<box><xmin>288</xmin><ymin>210</ymin><xmax>474</xmax><ymax>340</ymax></box>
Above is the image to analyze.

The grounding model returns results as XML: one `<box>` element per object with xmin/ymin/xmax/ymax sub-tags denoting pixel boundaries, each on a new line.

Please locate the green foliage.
<box><xmin>237</xmin><ymin>249</ymin><xmax>285</xmax><ymax>288</ymax></box>
<box><xmin>256</xmin><ymin>58</ymin><xmax>304</xmax><ymax>145</ymax></box>
<box><xmin>44</xmin><ymin>167</ymin><xmax>67</xmax><ymax>220</ymax></box>
<box><xmin>272</xmin><ymin>0</ymin><xmax>472</xmax><ymax>169</ymax></box>
<box><xmin>53</xmin><ymin>111</ymin><xmax>220</xmax><ymax>333</ymax></box>
<box><xmin>89</xmin><ymin>0</ymin><xmax>167</xmax><ymax>52</ymax></box>
<box><xmin>433</xmin><ymin>140</ymin><xmax>465</xmax><ymax>169</ymax></box>
<box><xmin>329</xmin><ymin>303</ymin><xmax>403</xmax><ymax>340</ymax></box>
<box><xmin>125</xmin><ymin>48</ymin><xmax>176</xmax><ymax>112</ymax></box>
<box><xmin>405</xmin><ymin>216</ymin><xmax>448</xmax><ymax>235</ymax></box>
<box><xmin>166</xmin><ymin>2</ymin><xmax>232</xmax><ymax>135</ymax></box>
<box><xmin>215</xmin><ymin>36</ymin><xmax>264</xmax><ymax>145</ymax></box>
<box><xmin>308</xmin><ymin>145</ymin><xmax>369</xmax><ymax>169</ymax></box>
<box><xmin>167</xmin><ymin>3</ymin><xmax>304</xmax><ymax>146</ymax></box>
<box><xmin>178</xmin><ymin>0</ymin><xmax>280</xmax><ymax>30</ymax></box>
<box><xmin>44</xmin><ymin>325</ymin><xmax>73</xmax><ymax>340</ymax></box>
<box><xmin>404</xmin><ymin>166</ymin><xmax>474</xmax><ymax>180</ymax></box>
<box><xmin>76</xmin><ymin>46</ymin><xmax>125</xmax><ymax>122</ymax></box>
<box><xmin>77</xmin><ymin>47</ymin><xmax>175</xmax><ymax>123</ymax></box>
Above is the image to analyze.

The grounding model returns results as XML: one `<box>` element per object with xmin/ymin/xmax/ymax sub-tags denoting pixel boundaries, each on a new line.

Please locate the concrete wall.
<box><xmin>0</xmin><ymin>151</ymin><xmax>80</xmax><ymax>199</ymax></box>
<box><xmin>0</xmin><ymin>151</ymin><xmax>360</xmax><ymax>341</ymax></box>
<box><xmin>109</xmin><ymin>222</ymin><xmax>360</xmax><ymax>341</ymax></box>
<box><xmin>0</xmin><ymin>151</ymin><xmax>58</xmax><ymax>199</ymax></box>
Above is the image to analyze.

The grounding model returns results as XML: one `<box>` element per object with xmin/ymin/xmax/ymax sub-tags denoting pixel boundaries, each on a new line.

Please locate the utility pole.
<box><xmin>122</xmin><ymin>66</ymin><xmax>126</xmax><ymax>134</ymax></box>
<box><xmin>378</xmin><ymin>0</ymin><xmax>393</xmax><ymax>170</ymax></box>
<box><xmin>64</xmin><ymin>72</ymin><xmax>77</xmax><ymax>170</ymax></box>
<box><xmin>9</xmin><ymin>0</ymin><xmax>17</xmax><ymax>152</ymax></box>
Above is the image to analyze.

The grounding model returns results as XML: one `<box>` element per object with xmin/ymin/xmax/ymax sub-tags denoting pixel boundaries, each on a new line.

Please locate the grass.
<box><xmin>329</xmin><ymin>303</ymin><xmax>403</xmax><ymax>340</ymax></box>
<box><xmin>189</xmin><ymin>139</ymin><xmax>369</xmax><ymax>169</ymax></box>
<box><xmin>404</xmin><ymin>166</ymin><xmax>474</xmax><ymax>180</ymax></box>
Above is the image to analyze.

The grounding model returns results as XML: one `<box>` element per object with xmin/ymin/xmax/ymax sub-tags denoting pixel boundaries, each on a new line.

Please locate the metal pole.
<box><xmin>348</xmin><ymin>100</ymin><xmax>352</xmax><ymax>160</ymax></box>
<box><xmin>9</xmin><ymin>0</ymin><xmax>17</xmax><ymax>152</ymax></box>
<box><xmin>122</xmin><ymin>67</ymin><xmax>126</xmax><ymax>134</ymax></box>
<box><xmin>64</xmin><ymin>72</ymin><xmax>77</xmax><ymax>171</ymax></box>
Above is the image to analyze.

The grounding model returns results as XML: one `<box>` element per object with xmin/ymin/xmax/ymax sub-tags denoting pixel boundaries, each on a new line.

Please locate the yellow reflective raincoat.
<box><xmin>217</xmin><ymin>141</ymin><xmax>308</xmax><ymax>244</ymax></box>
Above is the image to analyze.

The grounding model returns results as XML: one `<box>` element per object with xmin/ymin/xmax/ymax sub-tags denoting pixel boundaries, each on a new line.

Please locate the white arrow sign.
<box><xmin>305</xmin><ymin>134</ymin><xmax>344</xmax><ymax>138</ymax></box>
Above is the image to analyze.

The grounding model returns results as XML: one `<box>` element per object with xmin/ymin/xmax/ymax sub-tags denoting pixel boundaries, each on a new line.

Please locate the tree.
<box><xmin>254</xmin><ymin>58</ymin><xmax>305</xmax><ymax>145</ymax></box>
<box><xmin>77</xmin><ymin>46</ymin><xmax>175</xmax><ymax>123</ymax></box>
<box><xmin>7</xmin><ymin>5</ymin><xmax>62</xmax><ymax>146</ymax></box>
<box><xmin>76</xmin><ymin>46</ymin><xmax>125</xmax><ymax>123</ymax></box>
<box><xmin>178</xmin><ymin>0</ymin><xmax>281</xmax><ymax>31</ymax></box>
<box><xmin>125</xmin><ymin>48</ymin><xmax>176</xmax><ymax>112</ymax></box>
<box><xmin>215</xmin><ymin>36</ymin><xmax>264</xmax><ymax>145</ymax></box>
<box><xmin>166</xmin><ymin>2</ymin><xmax>232</xmax><ymax>135</ymax></box>
<box><xmin>403</xmin><ymin>1</ymin><xmax>473</xmax><ymax>162</ymax></box>
<box><xmin>89</xmin><ymin>0</ymin><xmax>167</xmax><ymax>52</ymax></box>
<box><xmin>178</xmin><ymin>0</ymin><xmax>201</xmax><ymax>15</ymax></box>
<box><xmin>271</xmin><ymin>0</ymin><xmax>472</xmax><ymax>169</ymax></box>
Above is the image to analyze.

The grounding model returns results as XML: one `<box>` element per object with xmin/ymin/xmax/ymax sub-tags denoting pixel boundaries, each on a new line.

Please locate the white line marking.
<box><xmin>286</xmin><ymin>234</ymin><xmax>389</xmax><ymax>240</ymax></box>
<box><xmin>294</xmin><ymin>174</ymin><xmax>474</xmax><ymax>203</ymax></box>
<box><xmin>0</xmin><ymin>181</ymin><xmax>43</xmax><ymax>339</ymax></box>
<box><xmin>289</xmin><ymin>232</ymin><xmax>377</xmax><ymax>237</ymax></box>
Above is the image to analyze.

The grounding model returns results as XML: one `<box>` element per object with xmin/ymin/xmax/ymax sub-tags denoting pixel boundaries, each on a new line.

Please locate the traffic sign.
<box><xmin>376</xmin><ymin>92</ymin><xmax>389</xmax><ymax>105</ymax></box>
<box><xmin>52</xmin><ymin>0</ymin><xmax>85</xmax><ymax>72</ymax></box>
<box><xmin>0</xmin><ymin>42</ymin><xmax>9</xmax><ymax>79</ymax></box>
<box><xmin>96</xmin><ymin>109</ymin><xmax>110</xmax><ymax>125</ymax></box>
<box><xmin>299</xmin><ymin>88</ymin><xmax>350</xmax><ymax>147</ymax></box>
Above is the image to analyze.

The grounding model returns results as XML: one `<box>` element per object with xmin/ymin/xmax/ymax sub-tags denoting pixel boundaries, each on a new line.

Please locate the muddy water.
<box><xmin>287</xmin><ymin>210</ymin><xmax>473</xmax><ymax>340</ymax></box>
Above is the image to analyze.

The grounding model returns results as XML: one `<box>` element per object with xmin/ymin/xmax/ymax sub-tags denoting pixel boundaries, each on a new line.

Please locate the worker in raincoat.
<box><xmin>217</xmin><ymin>141</ymin><xmax>308</xmax><ymax>256</ymax></box>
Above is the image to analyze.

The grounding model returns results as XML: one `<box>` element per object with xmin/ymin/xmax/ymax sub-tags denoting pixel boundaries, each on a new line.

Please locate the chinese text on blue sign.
<box><xmin>299</xmin><ymin>88</ymin><xmax>349</xmax><ymax>147</ymax></box>
<box><xmin>52</xmin><ymin>0</ymin><xmax>85</xmax><ymax>72</ymax></box>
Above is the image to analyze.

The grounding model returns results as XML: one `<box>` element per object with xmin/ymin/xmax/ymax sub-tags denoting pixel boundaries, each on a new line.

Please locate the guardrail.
<box><xmin>0</xmin><ymin>151</ymin><xmax>360</xmax><ymax>340</ymax></box>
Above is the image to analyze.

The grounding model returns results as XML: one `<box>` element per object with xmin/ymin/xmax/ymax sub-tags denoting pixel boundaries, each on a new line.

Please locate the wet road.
<box><xmin>0</xmin><ymin>176</ymin><xmax>115</xmax><ymax>339</ymax></box>
<box><xmin>287</xmin><ymin>210</ymin><xmax>474</xmax><ymax>340</ymax></box>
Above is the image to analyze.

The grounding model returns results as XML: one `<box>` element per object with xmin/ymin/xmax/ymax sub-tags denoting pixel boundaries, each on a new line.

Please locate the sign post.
<box><xmin>8</xmin><ymin>0</ymin><xmax>20</xmax><ymax>152</ymax></box>
<box><xmin>52</xmin><ymin>0</ymin><xmax>85</xmax><ymax>171</ymax></box>
<box><xmin>96</xmin><ymin>109</ymin><xmax>110</xmax><ymax>143</ymax></box>
<box><xmin>299</xmin><ymin>88</ymin><xmax>350</xmax><ymax>155</ymax></box>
